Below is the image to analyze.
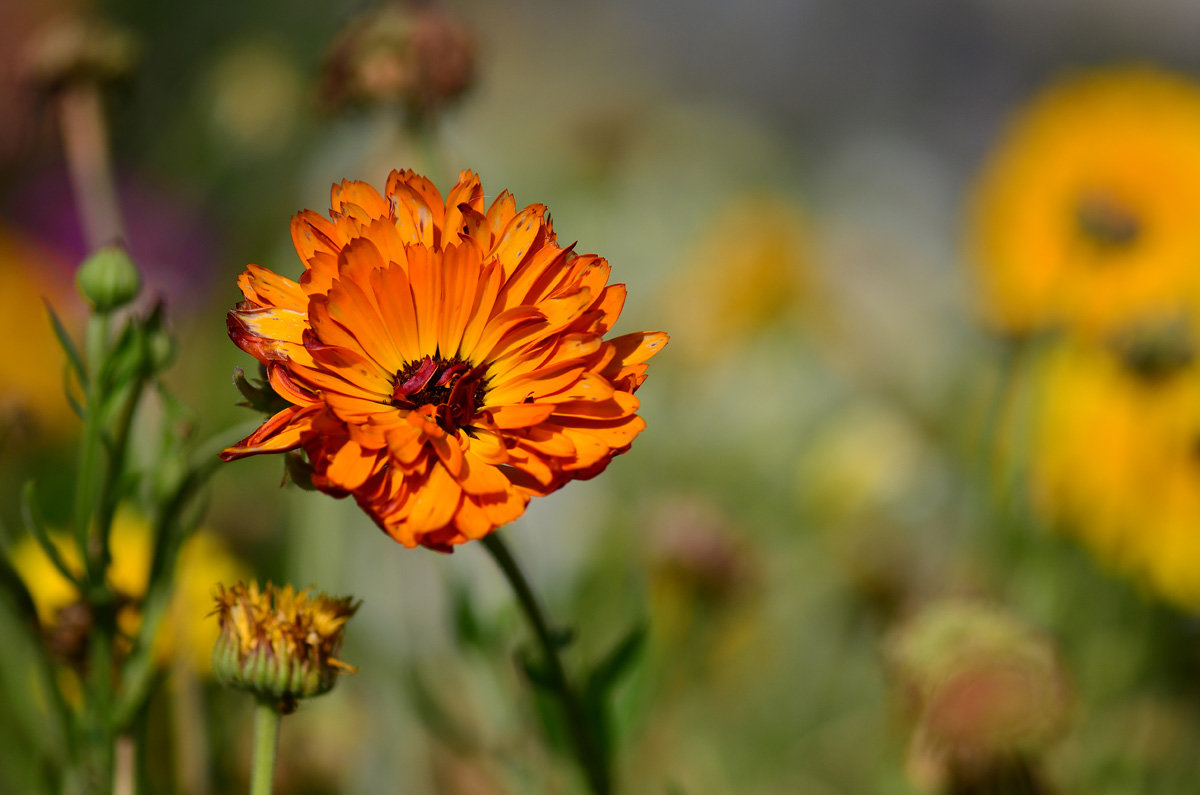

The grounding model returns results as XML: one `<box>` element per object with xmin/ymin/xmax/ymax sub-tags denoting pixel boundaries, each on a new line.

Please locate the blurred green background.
<box><xmin>6</xmin><ymin>1</ymin><xmax>1200</xmax><ymax>793</ymax></box>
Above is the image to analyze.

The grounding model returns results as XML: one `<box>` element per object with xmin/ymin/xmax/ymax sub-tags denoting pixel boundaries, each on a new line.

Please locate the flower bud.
<box><xmin>211</xmin><ymin>581</ymin><xmax>358</xmax><ymax>711</ymax></box>
<box><xmin>76</xmin><ymin>245</ymin><xmax>141</xmax><ymax>312</ymax></box>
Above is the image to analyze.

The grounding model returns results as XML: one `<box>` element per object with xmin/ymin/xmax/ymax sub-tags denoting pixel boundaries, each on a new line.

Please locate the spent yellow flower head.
<box><xmin>1027</xmin><ymin>337</ymin><xmax>1200</xmax><ymax>608</ymax></box>
<box><xmin>10</xmin><ymin>509</ymin><xmax>249</xmax><ymax>673</ymax></box>
<box><xmin>970</xmin><ymin>65</ymin><xmax>1200</xmax><ymax>337</ymax></box>
<box><xmin>211</xmin><ymin>581</ymin><xmax>358</xmax><ymax>710</ymax></box>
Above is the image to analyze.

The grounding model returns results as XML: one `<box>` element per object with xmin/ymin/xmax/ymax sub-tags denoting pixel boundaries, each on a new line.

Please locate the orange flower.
<box><xmin>221</xmin><ymin>170</ymin><xmax>667</xmax><ymax>551</ymax></box>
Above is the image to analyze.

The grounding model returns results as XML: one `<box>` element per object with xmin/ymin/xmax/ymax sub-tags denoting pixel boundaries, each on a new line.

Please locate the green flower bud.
<box><xmin>76</xmin><ymin>246</ymin><xmax>141</xmax><ymax>312</ymax></box>
<box><xmin>211</xmin><ymin>582</ymin><xmax>358</xmax><ymax>712</ymax></box>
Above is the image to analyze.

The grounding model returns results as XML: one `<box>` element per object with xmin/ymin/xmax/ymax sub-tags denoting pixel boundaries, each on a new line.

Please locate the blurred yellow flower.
<box><xmin>1027</xmin><ymin>339</ymin><xmax>1200</xmax><ymax>608</ymax></box>
<box><xmin>970</xmin><ymin>65</ymin><xmax>1200</xmax><ymax>337</ymax></box>
<box><xmin>10</xmin><ymin>510</ymin><xmax>249</xmax><ymax>674</ymax></box>
<box><xmin>0</xmin><ymin>226</ymin><xmax>76</xmax><ymax>438</ymax></box>
<box><xmin>666</xmin><ymin>193</ymin><xmax>811</xmax><ymax>359</ymax></box>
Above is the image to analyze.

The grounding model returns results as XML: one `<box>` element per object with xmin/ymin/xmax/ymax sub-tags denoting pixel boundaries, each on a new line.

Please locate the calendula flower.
<box><xmin>1027</xmin><ymin>336</ymin><xmax>1200</xmax><ymax>608</ymax></box>
<box><xmin>211</xmin><ymin>581</ymin><xmax>357</xmax><ymax>708</ymax></box>
<box><xmin>10</xmin><ymin>510</ymin><xmax>250</xmax><ymax>673</ymax></box>
<box><xmin>221</xmin><ymin>169</ymin><xmax>666</xmax><ymax>551</ymax></box>
<box><xmin>969</xmin><ymin>65</ymin><xmax>1200</xmax><ymax>337</ymax></box>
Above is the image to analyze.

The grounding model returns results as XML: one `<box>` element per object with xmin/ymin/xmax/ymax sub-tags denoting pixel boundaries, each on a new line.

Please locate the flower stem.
<box><xmin>481</xmin><ymin>532</ymin><xmax>611</xmax><ymax>795</ymax></box>
<box><xmin>56</xmin><ymin>81</ymin><xmax>125</xmax><ymax>251</ymax></box>
<box><xmin>249</xmin><ymin>699</ymin><xmax>281</xmax><ymax>795</ymax></box>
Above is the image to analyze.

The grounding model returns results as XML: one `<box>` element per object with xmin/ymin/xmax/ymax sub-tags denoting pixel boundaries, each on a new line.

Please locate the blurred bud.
<box><xmin>665</xmin><ymin>193</ymin><xmax>812</xmax><ymax>362</ymax></box>
<box><xmin>143</xmin><ymin>302</ymin><xmax>175</xmax><ymax>371</ymax></box>
<box><xmin>44</xmin><ymin>600</ymin><xmax>93</xmax><ymax>670</ymax></box>
<box><xmin>1109</xmin><ymin>313</ymin><xmax>1195</xmax><ymax>381</ymax></box>
<box><xmin>886</xmin><ymin>601</ymin><xmax>1069</xmax><ymax>790</ymax></box>
<box><xmin>320</xmin><ymin>3</ymin><xmax>475</xmax><ymax>121</ymax></box>
<box><xmin>76</xmin><ymin>245</ymin><xmax>140</xmax><ymax>312</ymax></box>
<box><xmin>211</xmin><ymin>581</ymin><xmax>358</xmax><ymax>712</ymax></box>
<box><xmin>647</xmin><ymin>497</ymin><xmax>752</xmax><ymax>607</ymax></box>
<box><xmin>26</xmin><ymin>17</ymin><xmax>139</xmax><ymax>92</ymax></box>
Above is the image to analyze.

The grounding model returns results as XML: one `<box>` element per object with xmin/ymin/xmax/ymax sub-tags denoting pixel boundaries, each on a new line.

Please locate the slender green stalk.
<box><xmin>249</xmin><ymin>700</ymin><xmax>281</xmax><ymax>795</ymax></box>
<box><xmin>481</xmin><ymin>532</ymin><xmax>610</xmax><ymax>795</ymax></box>
<box><xmin>76</xmin><ymin>313</ymin><xmax>110</xmax><ymax>587</ymax></box>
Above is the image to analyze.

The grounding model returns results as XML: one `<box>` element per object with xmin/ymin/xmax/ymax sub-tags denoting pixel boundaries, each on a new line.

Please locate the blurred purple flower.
<box><xmin>10</xmin><ymin>167</ymin><xmax>221</xmax><ymax>312</ymax></box>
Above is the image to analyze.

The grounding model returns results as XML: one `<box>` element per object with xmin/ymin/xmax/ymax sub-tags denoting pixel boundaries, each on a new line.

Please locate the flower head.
<box><xmin>211</xmin><ymin>581</ymin><xmax>358</xmax><ymax>709</ymax></box>
<box><xmin>969</xmin><ymin>65</ymin><xmax>1200</xmax><ymax>337</ymax></box>
<box><xmin>221</xmin><ymin>170</ymin><xmax>666</xmax><ymax>551</ymax></box>
<box><xmin>1027</xmin><ymin>337</ymin><xmax>1200</xmax><ymax>607</ymax></box>
<box><xmin>886</xmin><ymin>601</ymin><xmax>1069</xmax><ymax>778</ymax></box>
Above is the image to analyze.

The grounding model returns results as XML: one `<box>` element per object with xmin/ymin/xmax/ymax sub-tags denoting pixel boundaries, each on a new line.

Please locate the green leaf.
<box><xmin>582</xmin><ymin>622</ymin><xmax>647</xmax><ymax>762</ymax></box>
<box><xmin>20</xmin><ymin>482</ymin><xmax>82</xmax><ymax>591</ymax></box>
<box><xmin>61</xmin><ymin>365</ymin><xmax>84</xmax><ymax>420</ymax></box>
<box><xmin>585</xmin><ymin>623</ymin><xmax>646</xmax><ymax>698</ymax></box>
<box><xmin>0</xmin><ymin>545</ymin><xmax>39</xmax><ymax>633</ymax></box>
<box><xmin>44</xmin><ymin>300</ymin><xmax>86</xmax><ymax>382</ymax></box>
<box><xmin>404</xmin><ymin>669</ymin><xmax>478</xmax><ymax>751</ymax></box>
<box><xmin>516</xmin><ymin>646</ymin><xmax>557</xmax><ymax>692</ymax></box>
<box><xmin>451</xmin><ymin>584</ymin><xmax>483</xmax><ymax>649</ymax></box>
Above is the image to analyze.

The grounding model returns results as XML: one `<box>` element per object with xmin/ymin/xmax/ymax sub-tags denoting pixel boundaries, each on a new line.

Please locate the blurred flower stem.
<box><xmin>250</xmin><ymin>699</ymin><xmax>281</xmax><ymax>795</ymax></box>
<box><xmin>57</xmin><ymin>79</ymin><xmax>124</xmax><ymax>251</ymax></box>
<box><xmin>481</xmin><ymin>532</ymin><xmax>611</xmax><ymax>794</ymax></box>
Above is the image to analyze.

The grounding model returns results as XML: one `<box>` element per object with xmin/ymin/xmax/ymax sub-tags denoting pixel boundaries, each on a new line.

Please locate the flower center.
<box><xmin>1076</xmin><ymin>191</ymin><xmax>1140</xmax><ymax>249</ymax></box>
<box><xmin>390</xmin><ymin>355</ymin><xmax>488</xmax><ymax>434</ymax></box>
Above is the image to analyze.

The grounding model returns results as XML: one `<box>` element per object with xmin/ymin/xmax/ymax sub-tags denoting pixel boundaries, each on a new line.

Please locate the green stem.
<box><xmin>481</xmin><ymin>532</ymin><xmax>610</xmax><ymax>795</ymax></box>
<box><xmin>76</xmin><ymin>313</ymin><xmax>110</xmax><ymax>586</ymax></box>
<box><xmin>249</xmin><ymin>700</ymin><xmax>281</xmax><ymax>795</ymax></box>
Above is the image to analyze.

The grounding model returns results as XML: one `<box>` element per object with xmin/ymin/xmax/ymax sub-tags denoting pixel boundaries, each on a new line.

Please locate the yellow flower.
<box><xmin>1026</xmin><ymin>338</ymin><xmax>1200</xmax><ymax>607</ymax></box>
<box><xmin>665</xmin><ymin>193</ymin><xmax>810</xmax><ymax>359</ymax></box>
<box><xmin>211</xmin><ymin>581</ymin><xmax>357</xmax><ymax>708</ymax></box>
<box><xmin>10</xmin><ymin>510</ymin><xmax>250</xmax><ymax>674</ymax></box>
<box><xmin>969</xmin><ymin>65</ymin><xmax>1200</xmax><ymax>337</ymax></box>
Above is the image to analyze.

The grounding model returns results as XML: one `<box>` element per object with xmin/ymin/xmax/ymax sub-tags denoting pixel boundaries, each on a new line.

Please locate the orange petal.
<box><xmin>324</xmin><ymin>439</ymin><xmax>380</xmax><ymax>490</ymax></box>
<box><xmin>238</xmin><ymin>264</ymin><xmax>307</xmax><ymax>312</ymax></box>
<box><xmin>220</xmin><ymin>405</ymin><xmax>317</xmax><ymax>460</ymax></box>
<box><xmin>330</xmin><ymin>179</ymin><xmax>390</xmax><ymax>220</ymax></box>
<box><xmin>484</xmin><ymin>403</ymin><xmax>555</xmax><ymax>429</ymax></box>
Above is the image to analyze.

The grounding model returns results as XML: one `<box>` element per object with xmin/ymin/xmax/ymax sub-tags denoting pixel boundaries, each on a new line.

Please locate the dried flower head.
<box><xmin>221</xmin><ymin>169</ymin><xmax>666</xmax><ymax>550</ymax></box>
<box><xmin>320</xmin><ymin>3</ymin><xmax>475</xmax><ymax>121</ymax></box>
<box><xmin>25</xmin><ymin>16</ymin><xmax>139</xmax><ymax>92</ymax></box>
<box><xmin>211</xmin><ymin>581</ymin><xmax>358</xmax><ymax>710</ymax></box>
<box><xmin>886</xmin><ymin>600</ymin><xmax>1069</xmax><ymax>772</ymax></box>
